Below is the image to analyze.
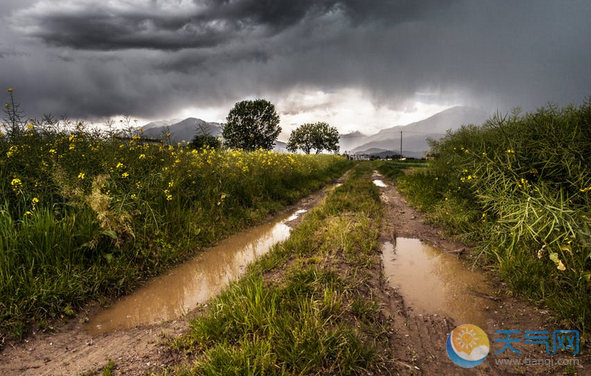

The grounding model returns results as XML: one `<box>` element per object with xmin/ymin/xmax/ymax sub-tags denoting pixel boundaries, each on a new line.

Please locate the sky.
<box><xmin>1</xmin><ymin>0</ymin><xmax>590</xmax><ymax>136</ymax></box>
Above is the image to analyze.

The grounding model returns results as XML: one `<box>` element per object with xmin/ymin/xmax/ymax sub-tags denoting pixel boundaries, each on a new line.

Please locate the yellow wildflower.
<box><xmin>78</xmin><ymin>172</ymin><xmax>85</xmax><ymax>180</ymax></box>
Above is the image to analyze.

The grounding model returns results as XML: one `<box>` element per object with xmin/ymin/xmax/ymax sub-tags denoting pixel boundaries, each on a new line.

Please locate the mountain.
<box><xmin>139</xmin><ymin>106</ymin><xmax>488</xmax><ymax>156</ymax></box>
<box><xmin>339</xmin><ymin>131</ymin><xmax>368</xmax><ymax>152</ymax></box>
<box><xmin>140</xmin><ymin>117</ymin><xmax>288</xmax><ymax>152</ymax></box>
<box><xmin>141</xmin><ymin>118</ymin><xmax>223</xmax><ymax>143</ymax></box>
<box><xmin>141</xmin><ymin>118</ymin><xmax>182</xmax><ymax>131</ymax></box>
<box><xmin>350</xmin><ymin>106</ymin><xmax>488</xmax><ymax>157</ymax></box>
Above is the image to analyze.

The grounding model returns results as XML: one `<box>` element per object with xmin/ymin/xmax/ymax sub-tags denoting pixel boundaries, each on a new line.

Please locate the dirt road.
<box><xmin>0</xmin><ymin>171</ymin><xmax>587</xmax><ymax>375</ymax></box>
<box><xmin>373</xmin><ymin>171</ymin><xmax>587</xmax><ymax>375</ymax></box>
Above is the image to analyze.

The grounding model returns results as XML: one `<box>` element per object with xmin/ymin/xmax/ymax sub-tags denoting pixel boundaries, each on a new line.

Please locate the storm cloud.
<box><xmin>1</xmin><ymin>0</ymin><xmax>590</xmax><ymax>125</ymax></box>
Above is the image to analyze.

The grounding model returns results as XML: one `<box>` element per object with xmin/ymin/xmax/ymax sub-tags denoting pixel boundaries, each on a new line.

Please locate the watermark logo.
<box><xmin>495</xmin><ymin>329</ymin><xmax>579</xmax><ymax>355</ymax></box>
<box><xmin>446</xmin><ymin>324</ymin><xmax>490</xmax><ymax>368</ymax></box>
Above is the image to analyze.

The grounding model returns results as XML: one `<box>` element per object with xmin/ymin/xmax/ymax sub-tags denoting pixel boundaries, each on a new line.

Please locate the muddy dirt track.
<box><xmin>0</xmin><ymin>171</ymin><xmax>588</xmax><ymax>375</ymax></box>
<box><xmin>373</xmin><ymin>171</ymin><xmax>588</xmax><ymax>375</ymax></box>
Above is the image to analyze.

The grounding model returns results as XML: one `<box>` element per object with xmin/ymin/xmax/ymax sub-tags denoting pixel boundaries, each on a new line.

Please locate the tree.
<box><xmin>222</xmin><ymin>99</ymin><xmax>281</xmax><ymax>151</ymax></box>
<box><xmin>287</xmin><ymin>122</ymin><xmax>340</xmax><ymax>154</ymax></box>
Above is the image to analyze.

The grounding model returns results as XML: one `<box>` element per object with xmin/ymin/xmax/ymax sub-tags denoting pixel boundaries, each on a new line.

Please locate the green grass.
<box><xmin>374</xmin><ymin>159</ymin><xmax>427</xmax><ymax>181</ymax></box>
<box><xmin>393</xmin><ymin>101</ymin><xmax>591</xmax><ymax>331</ymax></box>
<box><xmin>0</xmin><ymin>111</ymin><xmax>351</xmax><ymax>339</ymax></box>
<box><xmin>170</xmin><ymin>163</ymin><xmax>390</xmax><ymax>375</ymax></box>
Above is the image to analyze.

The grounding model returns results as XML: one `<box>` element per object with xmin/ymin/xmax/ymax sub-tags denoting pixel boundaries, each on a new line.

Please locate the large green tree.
<box><xmin>222</xmin><ymin>99</ymin><xmax>281</xmax><ymax>151</ymax></box>
<box><xmin>287</xmin><ymin>122</ymin><xmax>340</xmax><ymax>154</ymax></box>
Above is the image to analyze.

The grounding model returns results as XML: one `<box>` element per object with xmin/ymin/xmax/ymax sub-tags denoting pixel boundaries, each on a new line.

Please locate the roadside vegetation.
<box><xmin>0</xmin><ymin>91</ymin><xmax>350</xmax><ymax>339</ymax></box>
<box><xmin>386</xmin><ymin>101</ymin><xmax>591</xmax><ymax>331</ymax></box>
<box><xmin>169</xmin><ymin>164</ymin><xmax>392</xmax><ymax>375</ymax></box>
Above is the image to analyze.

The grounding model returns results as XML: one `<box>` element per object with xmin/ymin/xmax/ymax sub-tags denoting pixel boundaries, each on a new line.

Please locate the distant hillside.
<box><xmin>351</xmin><ymin>106</ymin><xmax>488</xmax><ymax>157</ymax></box>
<box><xmin>139</xmin><ymin>106</ymin><xmax>488</xmax><ymax>156</ymax></box>
<box><xmin>140</xmin><ymin>117</ymin><xmax>288</xmax><ymax>152</ymax></box>
<box><xmin>339</xmin><ymin>131</ymin><xmax>368</xmax><ymax>152</ymax></box>
<box><xmin>141</xmin><ymin>118</ymin><xmax>223</xmax><ymax>143</ymax></box>
<box><xmin>142</xmin><ymin>118</ymin><xmax>182</xmax><ymax>131</ymax></box>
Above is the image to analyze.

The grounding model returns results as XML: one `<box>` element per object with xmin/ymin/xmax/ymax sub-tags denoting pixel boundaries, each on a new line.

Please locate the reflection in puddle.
<box><xmin>372</xmin><ymin>179</ymin><xmax>388</xmax><ymax>187</ymax></box>
<box><xmin>88</xmin><ymin>210</ymin><xmax>304</xmax><ymax>334</ymax></box>
<box><xmin>286</xmin><ymin>209</ymin><xmax>307</xmax><ymax>222</ymax></box>
<box><xmin>382</xmin><ymin>238</ymin><xmax>494</xmax><ymax>327</ymax></box>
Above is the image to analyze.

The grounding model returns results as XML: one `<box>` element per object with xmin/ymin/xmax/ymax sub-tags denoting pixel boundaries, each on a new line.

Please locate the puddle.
<box><xmin>382</xmin><ymin>238</ymin><xmax>494</xmax><ymax>327</ymax></box>
<box><xmin>88</xmin><ymin>209</ymin><xmax>305</xmax><ymax>334</ymax></box>
<box><xmin>372</xmin><ymin>179</ymin><xmax>388</xmax><ymax>187</ymax></box>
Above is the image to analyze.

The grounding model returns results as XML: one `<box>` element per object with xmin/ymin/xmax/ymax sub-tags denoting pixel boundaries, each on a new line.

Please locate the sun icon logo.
<box><xmin>446</xmin><ymin>324</ymin><xmax>490</xmax><ymax>368</ymax></box>
<box><xmin>455</xmin><ymin>327</ymin><xmax>480</xmax><ymax>351</ymax></box>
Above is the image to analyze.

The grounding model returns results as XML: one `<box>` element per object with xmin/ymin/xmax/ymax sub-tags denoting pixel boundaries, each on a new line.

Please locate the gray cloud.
<box><xmin>0</xmin><ymin>0</ymin><xmax>590</xmax><ymax>123</ymax></box>
<box><xmin>16</xmin><ymin>0</ymin><xmax>450</xmax><ymax>51</ymax></box>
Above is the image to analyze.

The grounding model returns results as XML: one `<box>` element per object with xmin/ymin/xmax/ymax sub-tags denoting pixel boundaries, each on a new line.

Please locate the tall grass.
<box><xmin>172</xmin><ymin>164</ymin><xmax>390</xmax><ymax>375</ymax></box>
<box><xmin>0</xmin><ymin>111</ymin><xmax>350</xmax><ymax>338</ymax></box>
<box><xmin>396</xmin><ymin>101</ymin><xmax>591</xmax><ymax>331</ymax></box>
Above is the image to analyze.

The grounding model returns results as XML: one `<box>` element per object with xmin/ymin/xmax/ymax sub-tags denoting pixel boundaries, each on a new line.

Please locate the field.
<box><xmin>390</xmin><ymin>101</ymin><xmax>591</xmax><ymax>331</ymax></box>
<box><xmin>0</xmin><ymin>118</ymin><xmax>350</xmax><ymax>339</ymax></box>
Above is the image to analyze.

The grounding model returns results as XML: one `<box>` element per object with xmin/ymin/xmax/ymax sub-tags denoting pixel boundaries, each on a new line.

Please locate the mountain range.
<box><xmin>340</xmin><ymin>106</ymin><xmax>489</xmax><ymax>158</ymax></box>
<box><xmin>139</xmin><ymin>106</ymin><xmax>488</xmax><ymax>157</ymax></box>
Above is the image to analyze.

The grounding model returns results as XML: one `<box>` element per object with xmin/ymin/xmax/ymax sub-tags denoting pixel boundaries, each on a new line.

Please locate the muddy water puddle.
<box><xmin>88</xmin><ymin>209</ymin><xmax>307</xmax><ymax>334</ymax></box>
<box><xmin>382</xmin><ymin>238</ymin><xmax>495</xmax><ymax>327</ymax></box>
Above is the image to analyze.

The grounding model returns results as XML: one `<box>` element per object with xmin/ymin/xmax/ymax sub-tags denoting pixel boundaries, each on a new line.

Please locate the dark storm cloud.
<box><xmin>2</xmin><ymin>0</ymin><xmax>591</xmax><ymax>121</ymax></box>
<box><xmin>18</xmin><ymin>0</ymin><xmax>450</xmax><ymax>51</ymax></box>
